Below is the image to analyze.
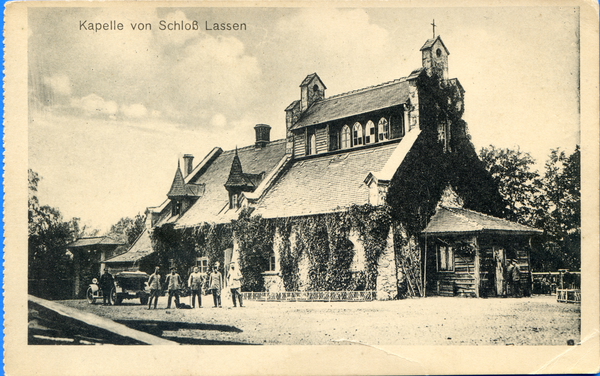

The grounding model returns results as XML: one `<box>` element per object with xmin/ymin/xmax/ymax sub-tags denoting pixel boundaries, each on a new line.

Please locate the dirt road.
<box><xmin>58</xmin><ymin>295</ymin><xmax>579</xmax><ymax>345</ymax></box>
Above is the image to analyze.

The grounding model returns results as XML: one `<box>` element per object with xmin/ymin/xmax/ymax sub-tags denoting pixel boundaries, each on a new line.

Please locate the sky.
<box><xmin>28</xmin><ymin>5</ymin><xmax>581</xmax><ymax>233</ymax></box>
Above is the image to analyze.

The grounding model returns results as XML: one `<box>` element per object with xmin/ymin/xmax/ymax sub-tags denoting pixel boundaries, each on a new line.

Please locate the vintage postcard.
<box><xmin>4</xmin><ymin>1</ymin><xmax>599</xmax><ymax>375</ymax></box>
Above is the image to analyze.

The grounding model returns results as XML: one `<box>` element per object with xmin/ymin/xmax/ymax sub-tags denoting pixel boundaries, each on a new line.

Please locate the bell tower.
<box><xmin>420</xmin><ymin>23</ymin><xmax>450</xmax><ymax>80</ymax></box>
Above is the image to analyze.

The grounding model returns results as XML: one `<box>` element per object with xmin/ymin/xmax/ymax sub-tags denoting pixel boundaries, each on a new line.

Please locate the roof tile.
<box><xmin>291</xmin><ymin>78</ymin><xmax>411</xmax><ymax>130</ymax></box>
<box><xmin>255</xmin><ymin>142</ymin><xmax>399</xmax><ymax>218</ymax></box>
<box><xmin>423</xmin><ymin>207</ymin><xmax>543</xmax><ymax>235</ymax></box>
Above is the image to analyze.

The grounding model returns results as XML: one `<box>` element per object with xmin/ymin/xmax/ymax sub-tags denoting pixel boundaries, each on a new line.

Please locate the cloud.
<box><xmin>71</xmin><ymin>94</ymin><xmax>118</xmax><ymax>118</ymax></box>
<box><xmin>161</xmin><ymin>34</ymin><xmax>262</xmax><ymax>124</ymax></box>
<box><xmin>210</xmin><ymin>113</ymin><xmax>227</xmax><ymax>128</ymax></box>
<box><xmin>272</xmin><ymin>9</ymin><xmax>392</xmax><ymax>92</ymax></box>
<box><xmin>44</xmin><ymin>74</ymin><xmax>72</xmax><ymax>96</ymax></box>
<box><xmin>121</xmin><ymin>103</ymin><xmax>148</xmax><ymax>119</ymax></box>
<box><xmin>154</xmin><ymin>10</ymin><xmax>200</xmax><ymax>47</ymax></box>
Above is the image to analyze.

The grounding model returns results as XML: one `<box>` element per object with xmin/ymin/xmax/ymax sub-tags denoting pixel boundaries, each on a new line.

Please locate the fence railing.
<box><xmin>556</xmin><ymin>289</ymin><xmax>581</xmax><ymax>303</ymax></box>
<box><xmin>241</xmin><ymin>290</ymin><xmax>376</xmax><ymax>302</ymax></box>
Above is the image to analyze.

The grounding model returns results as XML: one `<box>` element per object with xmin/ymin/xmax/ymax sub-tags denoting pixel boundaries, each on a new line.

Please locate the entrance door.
<box><xmin>493</xmin><ymin>247</ymin><xmax>506</xmax><ymax>296</ymax></box>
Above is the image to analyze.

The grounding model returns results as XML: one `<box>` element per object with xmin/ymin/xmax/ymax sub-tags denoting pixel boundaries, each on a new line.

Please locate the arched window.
<box><xmin>309</xmin><ymin>133</ymin><xmax>316</xmax><ymax>155</ymax></box>
<box><xmin>269</xmin><ymin>252</ymin><xmax>276</xmax><ymax>271</ymax></box>
<box><xmin>341</xmin><ymin>125</ymin><xmax>351</xmax><ymax>149</ymax></box>
<box><xmin>378</xmin><ymin>118</ymin><xmax>389</xmax><ymax>141</ymax></box>
<box><xmin>353</xmin><ymin>122</ymin><xmax>363</xmax><ymax>146</ymax></box>
<box><xmin>365</xmin><ymin>120</ymin><xmax>375</xmax><ymax>144</ymax></box>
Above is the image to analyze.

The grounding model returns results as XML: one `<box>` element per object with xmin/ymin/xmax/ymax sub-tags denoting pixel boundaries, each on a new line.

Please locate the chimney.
<box><xmin>254</xmin><ymin>124</ymin><xmax>271</xmax><ymax>148</ymax></box>
<box><xmin>183</xmin><ymin>154</ymin><xmax>194</xmax><ymax>176</ymax></box>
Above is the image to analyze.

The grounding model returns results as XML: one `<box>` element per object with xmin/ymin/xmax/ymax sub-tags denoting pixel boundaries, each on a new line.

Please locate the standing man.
<box><xmin>99</xmin><ymin>269</ymin><xmax>114</xmax><ymax>306</ymax></box>
<box><xmin>228</xmin><ymin>263</ymin><xmax>243</xmax><ymax>307</ymax></box>
<box><xmin>511</xmin><ymin>259</ymin><xmax>521</xmax><ymax>298</ymax></box>
<box><xmin>165</xmin><ymin>267</ymin><xmax>182</xmax><ymax>309</ymax></box>
<box><xmin>147</xmin><ymin>266</ymin><xmax>161</xmax><ymax>309</ymax></box>
<box><xmin>188</xmin><ymin>266</ymin><xmax>204</xmax><ymax>308</ymax></box>
<box><xmin>506</xmin><ymin>259</ymin><xmax>515</xmax><ymax>297</ymax></box>
<box><xmin>209</xmin><ymin>262</ymin><xmax>223</xmax><ymax>308</ymax></box>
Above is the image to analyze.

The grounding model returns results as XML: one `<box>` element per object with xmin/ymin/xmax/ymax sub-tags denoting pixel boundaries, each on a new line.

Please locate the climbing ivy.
<box><xmin>387</xmin><ymin>72</ymin><xmax>504</xmax><ymax>237</ymax></box>
<box><xmin>277</xmin><ymin>217</ymin><xmax>298</xmax><ymax>291</ymax></box>
<box><xmin>152</xmin><ymin>205</ymin><xmax>394</xmax><ymax>293</ymax></box>
<box><xmin>348</xmin><ymin>204</ymin><xmax>393</xmax><ymax>290</ymax></box>
<box><xmin>324</xmin><ymin>212</ymin><xmax>353</xmax><ymax>291</ymax></box>
<box><xmin>232</xmin><ymin>208</ymin><xmax>275</xmax><ymax>292</ymax></box>
<box><xmin>151</xmin><ymin>222</ymin><xmax>232</xmax><ymax>281</ymax></box>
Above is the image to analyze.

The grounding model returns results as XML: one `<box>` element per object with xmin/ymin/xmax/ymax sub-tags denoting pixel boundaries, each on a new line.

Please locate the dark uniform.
<box><xmin>99</xmin><ymin>270</ymin><xmax>114</xmax><ymax>305</ymax></box>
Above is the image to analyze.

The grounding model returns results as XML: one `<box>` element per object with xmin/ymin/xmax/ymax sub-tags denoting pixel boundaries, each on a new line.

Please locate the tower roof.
<box><xmin>420</xmin><ymin>35</ymin><xmax>450</xmax><ymax>55</ymax></box>
<box><xmin>167</xmin><ymin>161</ymin><xmax>187</xmax><ymax>197</ymax></box>
<box><xmin>225</xmin><ymin>148</ymin><xmax>254</xmax><ymax>188</ymax></box>
<box><xmin>300</xmin><ymin>73</ymin><xmax>327</xmax><ymax>89</ymax></box>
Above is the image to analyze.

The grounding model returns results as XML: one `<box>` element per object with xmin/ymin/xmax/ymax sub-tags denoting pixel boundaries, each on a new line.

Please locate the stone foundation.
<box><xmin>376</xmin><ymin>227</ymin><xmax>398</xmax><ymax>300</ymax></box>
<box><xmin>263</xmin><ymin>272</ymin><xmax>284</xmax><ymax>292</ymax></box>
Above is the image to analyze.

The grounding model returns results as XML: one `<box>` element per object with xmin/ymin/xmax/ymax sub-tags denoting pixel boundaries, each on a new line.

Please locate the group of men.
<box><xmin>147</xmin><ymin>261</ymin><xmax>244</xmax><ymax>309</ymax></box>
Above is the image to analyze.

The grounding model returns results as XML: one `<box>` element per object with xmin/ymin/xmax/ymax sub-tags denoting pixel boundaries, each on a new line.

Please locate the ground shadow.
<box><xmin>114</xmin><ymin>320</ymin><xmax>257</xmax><ymax>345</ymax></box>
<box><xmin>29</xmin><ymin>301</ymin><xmax>145</xmax><ymax>345</ymax></box>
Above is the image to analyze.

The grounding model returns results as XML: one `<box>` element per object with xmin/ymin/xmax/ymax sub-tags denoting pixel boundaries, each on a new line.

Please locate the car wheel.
<box><xmin>140</xmin><ymin>296</ymin><xmax>148</xmax><ymax>305</ymax></box>
<box><xmin>110</xmin><ymin>288</ymin><xmax>121</xmax><ymax>305</ymax></box>
<box><xmin>86</xmin><ymin>287</ymin><xmax>96</xmax><ymax>304</ymax></box>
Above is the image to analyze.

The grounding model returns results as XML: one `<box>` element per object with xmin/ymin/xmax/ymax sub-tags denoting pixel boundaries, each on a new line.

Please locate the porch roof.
<box><xmin>104</xmin><ymin>230</ymin><xmax>154</xmax><ymax>264</ymax></box>
<box><xmin>423</xmin><ymin>207</ymin><xmax>543</xmax><ymax>236</ymax></box>
<box><xmin>67</xmin><ymin>236</ymin><xmax>124</xmax><ymax>249</ymax></box>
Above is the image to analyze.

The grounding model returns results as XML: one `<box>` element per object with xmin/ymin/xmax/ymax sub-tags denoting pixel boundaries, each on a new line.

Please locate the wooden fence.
<box><xmin>556</xmin><ymin>289</ymin><xmax>581</xmax><ymax>303</ymax></box>
<box><xmin>241</xmin><ymin>290</ymin><xmax>376</xmax><ymax>302</ymax></box>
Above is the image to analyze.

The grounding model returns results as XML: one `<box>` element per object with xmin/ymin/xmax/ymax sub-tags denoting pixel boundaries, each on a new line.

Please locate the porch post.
<box><xmin>423</xmin><ymin>233</ymin><xmax>427</xmax><ymax>297</ymax></box>
<box><xmin>473</xmin><ymin>236</ymin><xmax>480</xmax><ymax>298</ymax></box>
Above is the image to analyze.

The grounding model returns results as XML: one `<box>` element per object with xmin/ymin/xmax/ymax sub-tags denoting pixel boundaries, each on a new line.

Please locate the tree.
<box><xmin>479</xmin><ymin>145</ymin><xmax>541</xmax><ymax>226</ymax></box>
<box><xmin>106</xmin><ymin>213</ymin><xmax>146</xmax><ymax>248</ymax></box>
<box><xmin>533</xmin><ymin>146</ymin><xmax>580</xmax><ymax>271</ymax></box>
<box><xmin>478</xmin><ymin>146</ymin><xmax>581</xmax><ymax>271</ymax></box>
<box><xmin>28</xmin><ymin>169</ymin><xmax>76</xmax><ymax>298</ymax></box>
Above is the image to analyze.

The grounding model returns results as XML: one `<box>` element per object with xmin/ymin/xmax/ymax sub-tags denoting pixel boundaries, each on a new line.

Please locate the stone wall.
<box><xmin>263</xmin><ymin>272</ymin><xmax>284</xmax><ymax>292</ymax></box>
<box><xmin>349</xmin><ymin>229</ymin><xmax>365</xmax><ymax>272</ymax></box>
<box><xmin>376</xmin><ymin>227</ymin><xmax>398</xmax><ymax>300</ymax></box>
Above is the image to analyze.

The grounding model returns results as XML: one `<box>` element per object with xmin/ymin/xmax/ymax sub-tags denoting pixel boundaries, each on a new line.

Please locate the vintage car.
<box><xmin>86</xmin><ymin>271</ymin><xmax>151</xmax><ymax>305</ymax></box>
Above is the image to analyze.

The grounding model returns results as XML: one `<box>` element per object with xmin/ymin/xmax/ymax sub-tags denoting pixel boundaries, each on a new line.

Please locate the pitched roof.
<box><xmin>285</xmin><ymin>100</ymin><xmax>300</xmax><ymax>111</ymax></box>
<box><xmin>255</xmin><ymin>142</ymin><xmax>400</xmax><ymax>219</ymax></box>
<box><xmin>167</xmin><ymin>162</ymin><xmax>187</xmax><ymax>197</ymax></box>
<box><xmin>420</xmin><ymin>36</ymin><xmax>450</xmax><ymax>55</ymax></box>
<box><xmin>224</xmin><ymin>149</ymin><xmax>255</xmax><ymax>189</ymax></box>
<box><xmin>171</xmin><ymin>139</ymin><xmax>288</xmax><ymax>227</ymax></box>
<box><xmin>290</xmin><ymin>74</ymin><xmax>419</xmax><ymax>130</ymax></box>
<box><xmin>300</xmin><ymin>73</ymin><xmax>326</xmax><ymax>89</ymax></box>
<box><xmin>104</xmin><ymin>230</ymin><xmax>153</xmax><ymax>264</ymax></box>
<box><xmin>67</xmin><ymin>236</ymin><xmax>124</xmax><ymax>248</ymax></box>
<box><xmin>423</xmin><ymin>207</ymin><xmax>543</xmax><ymax>236</ymax></box>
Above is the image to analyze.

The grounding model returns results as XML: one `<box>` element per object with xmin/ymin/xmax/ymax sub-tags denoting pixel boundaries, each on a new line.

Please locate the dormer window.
<box><xmin>365</xmin><ymin>121</ymin><xmax>375</xmax><ymax>144</ymax></box>
<box><xmin>378</xmin><ymin>118</ymin><xmax>389</xmax><ymax>141</ymax></box>
<box><xmin>353</xmin><ymin>122</ymin><xmax>363</xmax><ymax>146</ymax></box>
<box><xmin>341</xmin><ymin>125</ymin><xmax>351</xmax><ymax>149</ymax></box>
<box><xmin>308</xmin><ymin>133</ymin><xmax>316</xmax><ymax>155</ymax></box>
<box><xmin>230</xmin><ymin>193</ymin><xmax>240</xmax><ymax>209</ymax></box>
<box><xmin>172</xmin><ymin>200</ymin><xmax>182</xmax><ymax>216</ymax></box>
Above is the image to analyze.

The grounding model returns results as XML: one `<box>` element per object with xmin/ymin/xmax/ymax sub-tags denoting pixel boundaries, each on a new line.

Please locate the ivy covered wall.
<box><xmin>150</xmin><ymin>204</ymin><xmax>403</xmax><ymax>297</ymax></box>
<box><xmin>387</xmin><ymin>72</ymin><xmax>505</xmax><ymax>238</ymax></box>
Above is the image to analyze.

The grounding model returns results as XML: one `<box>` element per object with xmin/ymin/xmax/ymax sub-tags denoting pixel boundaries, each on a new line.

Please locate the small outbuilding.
<box><xmin>423</xmin><ymin>187</ymin><xmax>543</xmax><ymax>298</ymax></box>
<box><xmin>66</xmin><ymin>236</ymin><xmax>125</xmax><ymax>298</ymax></box>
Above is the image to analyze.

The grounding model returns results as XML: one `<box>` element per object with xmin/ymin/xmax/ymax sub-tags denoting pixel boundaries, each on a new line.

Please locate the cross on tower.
<box><xmin>431</xmin><ymin>19</ymin><xmax>436</xmax><ymax>38</ymax></box>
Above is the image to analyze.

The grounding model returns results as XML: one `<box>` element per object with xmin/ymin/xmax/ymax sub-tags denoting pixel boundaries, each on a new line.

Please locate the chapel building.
<box><xmin>104</xmin><ymin>35</ymin><xmax>541</xmax><ymax>299</ymax></box>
